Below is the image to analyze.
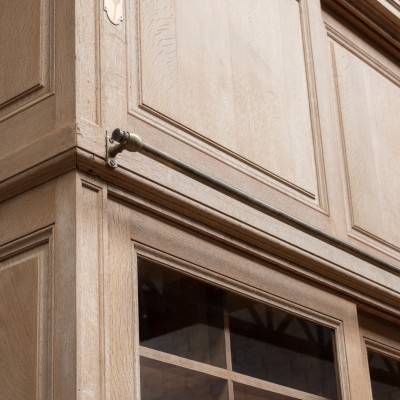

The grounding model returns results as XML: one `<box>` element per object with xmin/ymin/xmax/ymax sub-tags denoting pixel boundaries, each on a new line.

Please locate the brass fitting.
<box><xmin>111</xmin><ymin>128</ymin><xmax>144</xmax><ymax>153</ymax></box>
<box><xmin>106</xmin><ymin>128</ymin><xmax>144</xmax><ymax>168</ymax></box>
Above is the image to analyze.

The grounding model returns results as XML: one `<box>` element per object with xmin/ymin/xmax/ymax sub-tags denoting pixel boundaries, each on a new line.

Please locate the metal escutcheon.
<box><xmin>104</xmin><ymin>0</ymin><xmax>124</xmax><ymax>25</ymax></box>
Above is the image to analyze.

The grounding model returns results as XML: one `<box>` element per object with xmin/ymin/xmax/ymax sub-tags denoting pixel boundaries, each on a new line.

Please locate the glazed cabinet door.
<box><xmin>104</xmin><ymin>195</ymin><xmax>373</xmax><ymax>400</ymax></box>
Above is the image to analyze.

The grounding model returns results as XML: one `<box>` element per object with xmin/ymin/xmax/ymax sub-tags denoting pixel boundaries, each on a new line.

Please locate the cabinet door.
<box><xmin>104</xmin><ymin>196</ymin><xmax>372</xmax><ymax>400</ymax></box>
<box><xmin>325</xmin><ymin>11</ymin><xmax>400</xmax><ymax>263</ymax></box>
<box><xmin>95</xmin><ymin>0</ymin><xmax>346</xmax><ymax>238</ymax></box>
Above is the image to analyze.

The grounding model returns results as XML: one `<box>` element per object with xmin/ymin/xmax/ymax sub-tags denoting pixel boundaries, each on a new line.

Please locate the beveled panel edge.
<box><xmin>364</xmin><ymin>337</ymin><xmax>400</xmax><ymax>361</ymax></box>
<box><xmin>0</xmin><ymin>0</ymin><xmax>54</xmax><ymax>122</ymax></box>
<box><xmin>0</xmin><ymin>124</ymin><xmax>77</xmax><ymax>203</ymax></box>
<box><xmin>322</xmin><ymin>0</ymin><xmax>400</xmax><ymax>59</ymax></box>
<box><xmin>327</xmin><ymin>28</ymin><xmax>400</xmax><ymax>261</ymax></box>
<box><xmin>326</xmin><ymin>23</ymin><xmax>400</xmax><ymax>86</ymax></box>
<box><xmin>101</xmin><ymin>178</ymin><xmax>400</xmax><ymax>318</ymax></box>
<box><xmin>0</xmin><ymin>227</ymin><xmax>53</xmax><ymax>400</ymax></box>
<box><xmin>134</xmin><ymin>242</ymin><xmax>344</xmax><ymax>329</ymax></box>
<box><xmin>0</xmin><ymin>226</ymin><xmax>53</xmax><ymax>259</ymax></box>
<box><xmin>127</xmin><ymin>0</ymin><xmax>329</xmax><ymax>212</ymax></box>
<box><xmin>298</xmin><ymin>0</ymin><xmax>330</xmax><ymax>213</ymax></box>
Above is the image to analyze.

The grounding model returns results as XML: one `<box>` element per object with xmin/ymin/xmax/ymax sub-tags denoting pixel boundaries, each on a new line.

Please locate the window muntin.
<box><xmin>138</xmin><ymin>258</ymin><xmax>340</xmax><ymax>399</ymax></box>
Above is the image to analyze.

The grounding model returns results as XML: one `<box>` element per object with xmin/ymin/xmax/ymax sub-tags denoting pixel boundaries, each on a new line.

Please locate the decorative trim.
<box><xmin>0</xmin><ymin>0</ymin><xmax>54</xmax><ymax>121</ymax></box>
<box><xmin>0</xmin><ymin>227</ymin><xmax>53</xmax><ymax>400</ymax></box>
<box><xmin>326</xmin><ymin>24</ymin><xmax>400</xmax><ymax>87</ymax></box>
<box><xmin>134</xmin><ymin>243</ymin><xmax>343</xmax><ymax>328</ymax></box>
<box><xmin>101</xmin><ymin>175</ymin><xmax>400</xmax><ymax>317</ymax></box>
<box><xmin>322</xmin><ymin>0</ymin><xmax>400</xmax><ymax>58</ymax></box>
<box><xmin>328</xmin><ymin>31</ymin><xmax>400</xmax><ymax>261</ymax></box>
<box><xmin>127</xmin><ymin>0</ymin><xmax>329</xmax><ymax>212</ymax></box>
<box><xmin>0</xmin><ymin>147</ymin><xmax>77</xmax><ymax>204</ymax></box>
<box><xmin>364</xmin><ymin>338</ymin><xmax>400</xmax><ymax>360</ymax></box>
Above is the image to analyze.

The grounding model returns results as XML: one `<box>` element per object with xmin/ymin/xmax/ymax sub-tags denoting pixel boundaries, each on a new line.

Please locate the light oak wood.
<box><xmin>107</xmin><ymin>181</ymin><xmax>400</xmax><ymax>314</ymax></box>
<box><xmin>0</xmin><ymin>0</ymin><xmax>42</xmax><ymax>108</ymax></box>
<box><xmin>0</xmin><ymin>180</ymin><xmax>55</xmax><ymax>245</ymax></box>
<box><xmin>104</xmin><ymin>199</ymin><xmax>136</xmax><ymax>400</ymax></box>
<box><xmin>53</xmin><ymin>172</ymin><xmax>78</xmax><ymax>400</ymax></box>
<box><xmin>0</xmin><ymin>0</ymin><xmax>76</xmax><ymax>183</ymax></box>
<box><xmin>140</xmin><ymin>347</ymin><xmax>330</xmax><ymax>400</ymax></box>
<box><xmin>76</xmin><ymin>176</ymin><xmax>106</xmax><ymax>400</ymax></box>
<box><xmin>109</xmin><ymin>197</ymin><xmax>367</xmax><ymax>399</ymax></box>
<box><xmin>0</xmin><ymin>230</ymin><xmax>52</xmax><ymax>400</ymax></box>
<box><xmin>119</xmin><ymin>0</ymin><xmax>350</xmax><ymax>245</ymax></box>
<box><xmin>138</xmin><ymin>0</ymin><xmax>319</xmax><ymax>196</ymax></box>
<box><xmin>333</xmin><ymin>43</ymin><xmax>400</xmax><ymax>249</ymax></box>
<box><xmin>0</xmin><ymin>1</ymin><xmax>400</xmax><ymax>399</ymax></box>
<box><xmin>326</xmin><ymin>13</ymin><xmax>400</xmax><ymax>259</ymax></box>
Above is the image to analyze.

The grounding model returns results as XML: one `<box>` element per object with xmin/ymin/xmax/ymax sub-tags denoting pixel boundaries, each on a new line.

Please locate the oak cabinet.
<box><xmin>0</xmin><ymin>0</ymin><xmax>400</xmax><ymax>399</ymax></box>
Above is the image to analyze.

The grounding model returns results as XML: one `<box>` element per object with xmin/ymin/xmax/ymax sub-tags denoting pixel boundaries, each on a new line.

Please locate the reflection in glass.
<box><xmin>229</xmin><ymin>295</ymin><xmax>339</xmax><ymax>399</ymax></box>
<box><xmin>138</xmin><ymin>259</ymin><xmax>226</xmax><ymax>367</ymax></box>
<box><xmin>368</xmin><ymin>351</ymin><xmax>400</xmax><ymax>400</ymax></box>
<box><xmin>234</xmin><ymin>382</ymin><xmax>295</xmax><ymax>400</ymax></box>
<box><xmin>140</xmin><ymin>357</ymin><xmax>228</xmax><ymax>400</ymax></box>
<box><xmin>138</xmin><ymin>259</ymin><xmax>341</xmax><ymax>399</ymax></box>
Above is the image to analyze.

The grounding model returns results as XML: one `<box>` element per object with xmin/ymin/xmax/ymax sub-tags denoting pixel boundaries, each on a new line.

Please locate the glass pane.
<box><xmin>138</xmin><ymin>259</ymin><xmax>226</xmax><ymax>367</ymax></box>
<box><xmin>140</xmin><ymin>357</ymin><xmax>228</xmax><ymax>400</ymax></box>
<box><xmin>368</xmin><ymin>350</ymin><xmax>400</xmax><ymax>400</ymax></box>
<box><xmin>234</xmin><ymin>382</ymin><xmax>296</xmax><ymax>400</ymax></box>
<box><xmin>229</xmin><ymin>294</ymin><xmax>339</xmax><ymax>399</ymax></box>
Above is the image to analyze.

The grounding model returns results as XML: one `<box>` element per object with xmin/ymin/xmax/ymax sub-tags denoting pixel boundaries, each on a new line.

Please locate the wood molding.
<box><xmin>326</xmin><ymin>23</ymin><xmax>400</xmax><ymax>86</ymax></box>
<box><xmin>327</xmin><ymin>22</ymin><xmax>400</xmax><ymax>261</ymax></box>
<box><xmin>0</xmin><ymin>0</ymin><xmax>54</xmax><ymax>121</ymax></box>
<box><xmin>3</xmin><ymin>145</ymin><xmax>394</xmax><ymax>320</ymax></box>
<box><xmin>0</xmin><ymin>227</ymin><xmax>53</xmax><ymax>400</ymax></box>
<box><xmin>0</xmin><ymin>148</ymin><xmax>76</xmax><ymax>204</ymax></box>
<box><xmin>322</xmin><ymin>0</ymin><xmax>400</xmax><ymax>59</ymax></box>
<box><xmin>76</xmin><ymin>175</ymin><xmax>106</xmax><ymax>399</ymax></box>
<box><xmin>75</xmin><ymin>149</ymin><xmax>400</xmax><ymax>312</ymax></box>
<box><xmin>127</xmin><ymin>0</ymin><xmax>330</xmax><ymax>211</ymax></box>
<box><xmin>0</xmin><ymin>123</ymin><xmax>78</xmax><ymax>203</ymax></box>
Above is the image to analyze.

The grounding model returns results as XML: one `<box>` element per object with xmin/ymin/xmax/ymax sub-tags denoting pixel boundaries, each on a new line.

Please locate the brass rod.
<box><xmin>110</xmin><ymin>129</ymin><xmax>400</xmax><ymax>275</ymax></box>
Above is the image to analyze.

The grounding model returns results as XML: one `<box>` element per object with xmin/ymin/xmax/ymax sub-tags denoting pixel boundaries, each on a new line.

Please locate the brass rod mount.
<box><xmin>105</xmin><ymin>128</ymin><xmax>399</xmax><ymax>276</ymax></box>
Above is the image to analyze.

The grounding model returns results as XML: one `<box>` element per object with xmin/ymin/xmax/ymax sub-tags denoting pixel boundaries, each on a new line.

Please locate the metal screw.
<box><xmin>109</xmin><ymin>159</ymin><xmax>116</xmax><ymax>167</ymax></box>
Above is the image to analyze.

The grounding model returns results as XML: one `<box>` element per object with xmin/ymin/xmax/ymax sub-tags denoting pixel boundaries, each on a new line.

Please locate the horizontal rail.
<box><xmin>107</xmin><ymin>128</ymin><xmax>400</xmax><ymax>276</ymax></box>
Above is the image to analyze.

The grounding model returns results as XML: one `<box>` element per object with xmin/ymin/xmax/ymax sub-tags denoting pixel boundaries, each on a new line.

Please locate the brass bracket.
<box><xmin>106</xmin><ymin>129</ymin><xmax>144</xmax><ymax>168</ymax></box>
<box><xmin>106</xmin><ymin>134</ymin><xmax>121</xmax><ymax>168</ymax></box>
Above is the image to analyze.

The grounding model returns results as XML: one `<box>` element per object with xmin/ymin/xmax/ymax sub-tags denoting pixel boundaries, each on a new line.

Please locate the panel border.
<box><xmin>327</xmin><ymin>18</ymin><xmax>400</xmax><ymax>261</ymax></box>
<box><xmin>133</xmin><ymin>242</ymin><xmax>352</xmax><ymax>400</ymax></box>
<box><xmin>0</xmin><ymin>0</ymin><xmax>54</xmax><ymax>122</ymax></box>
<box><xmin>127</xmin><ymin>0</ymin><xmax>329</xmax><ymax>212</ymax></box>
<box><xmin>0</xmin><ymin>227</ymin><xmax>53</xmax><ymax>400</ymax></box>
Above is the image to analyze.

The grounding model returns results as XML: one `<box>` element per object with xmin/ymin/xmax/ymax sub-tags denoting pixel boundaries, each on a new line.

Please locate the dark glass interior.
<box><xmin>233</xmin><ymin>382</ymin><xmax>297</xmax><ymax>400</ymax></box>
<box><xmin>138</xmin><ymin>259</ymin><xmax>226</xmax><ymax>367</ymax></box>
<box><xmin>368</xmin><ymin>350</ymin><xmax>400</xmax><ymax>400</ymax></box>
<box><xmin>140</xmin><ymin>357</ymin><xmax>228</xmax><ymax>400</ymax></box>
<box><xmin>138</xmin><ymin>259</ymin><xmax>340</xmax><ymax>399</ymax></box>
<box><xmin>228</xmin><ymin>295</ymin><xmax>339</xmax><ymax>399</ymax></box>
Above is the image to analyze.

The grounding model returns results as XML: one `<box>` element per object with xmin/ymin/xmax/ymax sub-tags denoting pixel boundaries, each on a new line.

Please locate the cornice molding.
<box><xmin>322</xmin><ymin>0</ymin><xmax>400</xmax><ymax>59</ymax></box>
<box><xmin>0</xmin><ymin>148</ymin><xmax>76</xmax><ymax>203</ymax></box>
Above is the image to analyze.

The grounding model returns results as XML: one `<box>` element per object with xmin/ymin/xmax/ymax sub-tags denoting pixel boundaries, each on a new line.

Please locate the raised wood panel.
<box><xmin>0</xmin><ymin>0</ymin><xmax>52</xmax><ymax>120</ymax></box>
<box><xmin>76</xmin><ymin>177</ymin><xmax>106</xmax><ymax>399</ymax></box>
<box><xmin>0</xmin><ymin>238</ymin><xmax>51</xmax><ymax>400</ymax></box>
<box><xmin>137</xmin><ymin>0</ymin><xmax>320</xmax><ymax>197</ymax></box>
<box><xmin>332</xmin><ymin>41</ymin><xmax>400</xmax><ymax>253</ymax></box>
<box><xmin>76</xmin><ymin>0</ymin><xmax>101</xmax><ymax>125</ymax></box>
